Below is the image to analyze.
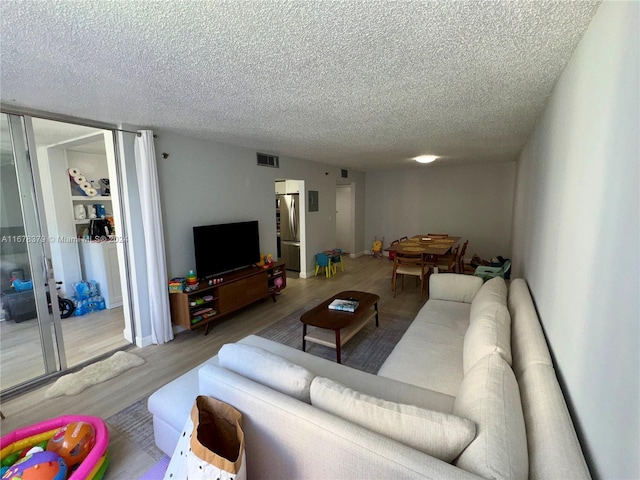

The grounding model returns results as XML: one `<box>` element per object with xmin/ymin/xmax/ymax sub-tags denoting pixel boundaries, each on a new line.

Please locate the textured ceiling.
<box><xmin>0</xmin><ymin>0</ymin><xmax>600</xmax><ymax>171</ymax></box>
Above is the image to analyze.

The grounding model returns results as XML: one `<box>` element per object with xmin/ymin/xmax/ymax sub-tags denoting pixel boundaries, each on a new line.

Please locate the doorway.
<box><xmin>275</xmin><ymin>179</ymin><xmax>303</xmax><ymax>273</ymax></box>
<box><xmin>0</xmin><ymin>112</ymin><xmax>132</xmax><ymax>396</ymax></box>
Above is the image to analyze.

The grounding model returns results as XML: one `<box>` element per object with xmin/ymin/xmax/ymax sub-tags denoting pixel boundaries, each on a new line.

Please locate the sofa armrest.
<box><xmin>429</xmin><ymin>274</ymin><xmax>483</xmax><ymax>303</ymax></box>
<box><xmin>198</xmin><ymin>364</ymin><xmax>484</xmax><ymax>479</ymax></box>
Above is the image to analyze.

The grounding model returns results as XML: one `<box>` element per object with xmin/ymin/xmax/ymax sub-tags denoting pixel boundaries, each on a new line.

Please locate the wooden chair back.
<box><xmin>393</xmin><ymin>252</ymin><xmax>429</xmax><ymax>300</ymax></box>
<box><xmin>458</xmin><ymin>240</ymin><xmax>468</xmax><ymax>273</ymax></box>
<box><xmin>394</xmin><ymin>252</ymin><xmax>426</xmax><ymax>273</ymax></box>
<box><xmin>437</xmin><ymin>245</ymin><xmax>459</xmax><ymax>272</ymax></box>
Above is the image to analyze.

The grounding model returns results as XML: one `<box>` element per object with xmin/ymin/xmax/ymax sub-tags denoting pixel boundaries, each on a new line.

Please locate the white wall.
<box><xmin>365</xmin><ymin>162</ymin><xmax>516</xmax><ymax>259</ymax></box>
<box><xmin>154</xmin><ymin>131</ymin><xmax>367</xmax><ymax>279</ymax></box>
<box><xmin>66</xmin><ymin>151</ymin><xmax>109</xmax><ymax>183</ymax></box>
<box><xmin>511</xmin><ymin>2</ymin><xmax>639</xmax><ymax>478</ymax></box>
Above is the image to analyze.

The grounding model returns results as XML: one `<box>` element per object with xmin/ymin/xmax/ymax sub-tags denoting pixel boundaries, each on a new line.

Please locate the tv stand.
<box><xmin>169</xmin><ymin>262</ymin><xmax>286</xmax><ymax>335</ymax></box>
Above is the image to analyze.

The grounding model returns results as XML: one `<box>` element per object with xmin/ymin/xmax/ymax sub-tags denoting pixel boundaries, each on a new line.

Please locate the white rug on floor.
<box><xmin>45</xmin><ymin>351</ymin><xmax>145</xmax><ymax>399</ymax></box>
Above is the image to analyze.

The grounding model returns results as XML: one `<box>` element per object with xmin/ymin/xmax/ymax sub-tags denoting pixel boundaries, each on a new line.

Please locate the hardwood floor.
<box><xmin>0</xmin><ymin>306</ymin><xmax>129</xmax><ymax>390</ymax></box>
<box><xmin>0</xmin><ymin>256</ymin><xmax>427</xmax><ymax>478</ymax></box>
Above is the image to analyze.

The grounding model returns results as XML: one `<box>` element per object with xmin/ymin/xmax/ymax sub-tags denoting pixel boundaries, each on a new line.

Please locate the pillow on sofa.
<box><xmin>454</xmin><ymin>352</ymin><xmax>528</xmax><ymax>480</ymax></box>
<box><xmin>470</xmin><ymin>276</ymin><xmax>508</xmax><ymax>320</ymax></box>
<box><xmin>310</xmin><ymin>376</ymin><xmax>476</xmax><ymax>463</ymax></box>
<box><xmin>429</xmin><ymin>274</ymin><xmax>483</xmax><ymax>304</ymax></box>
<box><xmin>218</xmin><ymin>343</ymin><xmax>315</xmax><ymax>403</ymax></box>
<box><xmin>463</xmin><ymin>304</ymin><xmax>512</xmax><ymax>374</ymax></box>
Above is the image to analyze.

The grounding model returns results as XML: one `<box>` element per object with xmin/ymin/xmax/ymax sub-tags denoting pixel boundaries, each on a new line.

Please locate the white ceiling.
<box><xmin>0</xmin><ymin>1</ymin><xmax>601</xmax><ymax>171</ymax></box>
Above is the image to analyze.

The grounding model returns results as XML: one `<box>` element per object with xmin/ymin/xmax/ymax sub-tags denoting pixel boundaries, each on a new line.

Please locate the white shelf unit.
<box><xmin>36</xmin><ymin>132</ymin><xmax>124</xmax><ymax>300</ymax></box>
<box><xmin>79</xmin><ymin>241</ymin><xmax>122</xmax><ymax>309</ymax></box>
<box><xmin>71</xmin><ymin>195</ymin><xmax>113</xmax><ymax>233</ymax></box>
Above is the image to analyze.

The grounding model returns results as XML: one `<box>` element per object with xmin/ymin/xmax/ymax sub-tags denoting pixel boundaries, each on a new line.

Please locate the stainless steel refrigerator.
<box><xmin>276</xmin><ymin>193</ymin><xmax>300</xmax><ymax>271</ymax></box>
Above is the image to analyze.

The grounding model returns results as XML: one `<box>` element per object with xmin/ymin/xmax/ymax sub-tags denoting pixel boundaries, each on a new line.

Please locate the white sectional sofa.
<box><xmin>148</xmin><ymin>275</ymin><xmax>590</xmax><ymax>479</ymax></box>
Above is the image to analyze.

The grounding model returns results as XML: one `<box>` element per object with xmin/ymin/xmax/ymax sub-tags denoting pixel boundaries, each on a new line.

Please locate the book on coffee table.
<box><xmin>328</xmin><ymin>298</ymin><xmax>359</xmax><ymax>312</ymax></box>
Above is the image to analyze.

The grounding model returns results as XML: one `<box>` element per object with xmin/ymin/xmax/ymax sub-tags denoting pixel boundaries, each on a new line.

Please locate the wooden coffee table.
<box><xmin>300</xmin><ymin>290</ymin><xmax>380</xmax><ymax>363</ymax></box>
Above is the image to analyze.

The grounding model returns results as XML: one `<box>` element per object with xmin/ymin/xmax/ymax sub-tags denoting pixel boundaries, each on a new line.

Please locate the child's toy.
<box><xmin>2</xmin><ymin>450</ymin><xmax>67</xmax><ymax>480</ymax></box>
<box><xmin>371</xmin><ymin>237</ymin><xmax>384</xmax><ymax>258</ymax></box>
<box><xmin>47</xmin><ymin>421</ymin><xmax>96</xmax><ymax>468</ymax></box>
<box><xmin>262</xmin><ymin>254</ymin><xmax>274</xmax><ymax>268</ymax></box>
<box><xmin>185</xmin><ymin>270</ymin><xmax>199</xmax><ymax>292</ymax></box>
<box><xmin>168</xmin><ymin>277</ymin><xmax>185</xmax><ymax>293</ymax></box>
<box><xmin>0</xmin><ymin>415</ymin><xmax>109</xmax><ymax>480</ymax></box>
<box><xmin>11</xmin><ymin>278</ymin><xmax>33</xmax><ymax>292</ymax></box>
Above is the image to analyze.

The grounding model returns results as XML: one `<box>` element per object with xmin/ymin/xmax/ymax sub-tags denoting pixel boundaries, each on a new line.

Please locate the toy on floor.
<box><xmin>0</xmin><ymin>415</ymin><xmax>109</xmax><ymax>480</ymax></box>
<box><xmin>47</xmin><ymin>421</ymin><xmax>96</xmax><ymax>468</ymax></box>
<box><xmin>370</xmin><ymin>237</ymin><xmax>384</xmax><ymax>258</ymax></box>
<box><xmin>3</xmin><ymin>450</ymin><xmax>67</xmax><ymax>479</ymax></box>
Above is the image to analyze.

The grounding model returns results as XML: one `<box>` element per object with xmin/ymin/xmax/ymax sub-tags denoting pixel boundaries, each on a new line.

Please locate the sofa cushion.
<box><xmin>377</xmin><ymin>299</ymin><xmax>470</xmax><ymax>395</ymax></box>
<box><xmin>238</xmin><ymin>335</ymin><xmax>457</xmax><ymax>413</ymax></box>
<box><xmin>454</xmin><ymin>352</ymin><xmax>528</xmax><ymax>480</ymax></box>
<box><xmin>310</xmin><ymin>376</ymin><xmax>476</xmax><ymax>463</ymax></box>
<box><xmin>429</xmin><ymin>273</ymin><xmax>483</xmax><ymax>303</ymax></box>
<box><xmin>218</xmin><ymin>343</ymin><xmax>315</xmax><ymax>403</ymax></box>
<box><xmin>470</xmin><ymin>276</ymin><xmax>508</xmax><ymax>320</ymax></box>
<box><xmin>463</xmin><ymin>304</ymin><xmax>512</xmax><ymax>374</ymax></box>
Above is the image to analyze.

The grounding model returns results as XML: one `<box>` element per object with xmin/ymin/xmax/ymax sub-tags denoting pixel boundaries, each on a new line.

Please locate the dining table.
<box><xmin>386</xmin><ymin>235</ymin><xmax>461</xmax><ymax>264</ymax></box>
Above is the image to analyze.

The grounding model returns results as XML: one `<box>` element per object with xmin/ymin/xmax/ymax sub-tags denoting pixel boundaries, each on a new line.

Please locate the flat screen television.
<box><xmin>193</xmin><ymin>220</ymin><xmax>260</xmax><ymax>278</ymax></box>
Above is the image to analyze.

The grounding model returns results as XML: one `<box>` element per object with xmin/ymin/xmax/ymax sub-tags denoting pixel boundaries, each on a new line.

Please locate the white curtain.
<box><xmin>134</xmin><ymin>130</ymin><xmax>174</xmax><ymax>344</ymax></box>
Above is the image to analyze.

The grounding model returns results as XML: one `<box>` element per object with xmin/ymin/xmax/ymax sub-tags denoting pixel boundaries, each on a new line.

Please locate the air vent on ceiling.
<box><xmin>341</xmin><ymin>169</ymin><xmax>348</xmax><ymax>178</ymax></box>
<box><xmin>257</xmin><ymin>153</ymin><xmax>279</xmax><ymax>168</ymax></box>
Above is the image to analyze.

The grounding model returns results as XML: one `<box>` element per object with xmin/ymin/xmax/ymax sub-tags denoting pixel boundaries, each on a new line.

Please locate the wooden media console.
<box><xmin>169</xmin><ymin>262</ymin><xmax>286</xmax><ymax>334</ymax></box>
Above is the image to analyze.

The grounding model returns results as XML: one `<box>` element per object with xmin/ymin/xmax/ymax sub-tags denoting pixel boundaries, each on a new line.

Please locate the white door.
<box><xmin>335</xmin><ymin>185</ymin><xmax>353</xmax><ymax>253</ymax></box>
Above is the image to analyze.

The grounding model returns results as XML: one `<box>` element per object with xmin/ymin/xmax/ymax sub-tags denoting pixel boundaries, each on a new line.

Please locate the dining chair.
<box><xmin>457</xmin><ymin>240</ymin><xmax>469</xmax><ymax>273</ymax></box>
<box><xmin>427</xmin><ymin>233</ymin><xmax>448</xmax><ymax>238</ymax></box>
<box><xmin>435</xmin><ymin>244</ymin><xmax>459</xmax><ymax>273</ymax></box>
<box><xmin>392</xmin><ymin>252</ymin><xmax>429</xmax><ymax>300</ymax></box>
<box><xmin>399</xmin><ymin>236</ymin><xmax>409</xmax><ymax>242</ymax></box>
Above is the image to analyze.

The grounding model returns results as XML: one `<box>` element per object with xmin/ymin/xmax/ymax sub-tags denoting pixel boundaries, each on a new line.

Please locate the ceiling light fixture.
<box><xmin>414</xmin><ymin>155</ymin><xmax>438</xmax><ymax>164</ymax></box>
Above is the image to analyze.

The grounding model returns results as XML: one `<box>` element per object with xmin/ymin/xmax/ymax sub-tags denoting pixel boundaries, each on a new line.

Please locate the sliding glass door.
<box><xmin>0</xmin><ymin>111</ymin><xmax>133</xmax><ymax>396</ymax></box>
<box><xmin>0</xmin><ymin>112</ymin><xmax>65</xmax><ymax>392</ymax></box>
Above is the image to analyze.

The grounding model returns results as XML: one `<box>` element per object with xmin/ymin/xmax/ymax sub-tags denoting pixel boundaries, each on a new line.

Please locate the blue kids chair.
<box><xmin>315</xmin><ymin>252</ymin><xmax>333</xmax><ymax>278</ymax></box>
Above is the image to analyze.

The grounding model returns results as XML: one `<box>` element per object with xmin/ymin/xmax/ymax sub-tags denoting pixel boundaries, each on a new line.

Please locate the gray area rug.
<box><xmin>256</xmin><ymin>302</ymin><xmax>413</xmax><ymax>374</ymax></box>
<box><xmin>105</xmin><ymin>303</ymin><xmax>412</xmax><ymax>469</ymax></box>
<box><xmin>106</xmin><ymin>397</ymin><xmax>166</xmax><ymax>462</ymax></box>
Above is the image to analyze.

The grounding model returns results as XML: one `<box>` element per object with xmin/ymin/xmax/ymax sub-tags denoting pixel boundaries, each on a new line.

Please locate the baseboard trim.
<box><xmin>136</xmin><ymin>334</ymin><xmax>154</xmax><ymax>348</ymax></box>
